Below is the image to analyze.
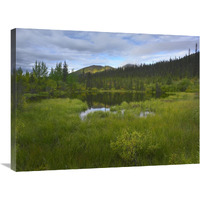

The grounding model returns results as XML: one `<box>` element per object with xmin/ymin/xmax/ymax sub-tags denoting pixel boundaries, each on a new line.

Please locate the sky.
<box><xmin>16</xmin><ymin>28</ymin><xmax>199</xmax><ymax>73</ymax></box>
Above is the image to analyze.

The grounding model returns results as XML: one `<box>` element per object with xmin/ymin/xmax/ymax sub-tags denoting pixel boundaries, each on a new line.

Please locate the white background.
<box><xmin>0</xmin><ymin>0</ymin><xmax>199</xmax><ymax>199</ymax></box>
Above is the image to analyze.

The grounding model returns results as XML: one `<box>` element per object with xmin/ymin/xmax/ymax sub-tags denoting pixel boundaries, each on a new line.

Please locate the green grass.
<box><xmin>15</xmin><ymin>93</ymin><xmax>199</xmax><ymax>171</ymax></box>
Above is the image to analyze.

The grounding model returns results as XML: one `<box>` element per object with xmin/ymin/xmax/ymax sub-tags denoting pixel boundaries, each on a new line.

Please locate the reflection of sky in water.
<box><xmin>80</xmin><ymin>108</ymin><xmax>154</xmax><ymax>120</ymax></box>
<box><xmin>139</xmin><ymin>111</ymin><xmax>154</xmax><ymax>117</ymax></box>
<box><xmin>80</xmin><ymin>107</ymin><xmax>110</xmax><ymax>120</ymax></box>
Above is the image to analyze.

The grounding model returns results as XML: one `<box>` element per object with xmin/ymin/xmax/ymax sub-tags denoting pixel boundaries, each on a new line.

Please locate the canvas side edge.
<box><xmin>11</xmin><ymin>29</ymin><xmax>17</xmax><ymax>171</ymax></box>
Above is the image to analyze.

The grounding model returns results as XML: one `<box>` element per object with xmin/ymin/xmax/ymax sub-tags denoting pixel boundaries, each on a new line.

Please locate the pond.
<box><xmin>80</xmin><ymin>107</ymin><xmax>110</xmax><ymax>120</ymax></box>
<box><xmin>26</xmin><ymin>90</ymin><xmax>168</xmax><ymax>119</ymax></box>
<box><xmin>70</xmin><ymin>91</ymin><xmax>168</xmax><ymax>108</ymax></box>
<box><xmin>80</xmin><ymin>107</ymin><xmax>154</xmax><ymax>120</ymax></box>
<box><xmin>27</xmin><ymin>90</ymin><xmax>169</xmax><ymax>107</ymax></box>
<box><xmin>26</xmin><ymin>90</ymin><xmax>162</xmax><ymax>119</ymax></box>
<box><xmin>74</xmin><ymin>91</ymin><xmax>165</xmax><ymax>119</ymax></box>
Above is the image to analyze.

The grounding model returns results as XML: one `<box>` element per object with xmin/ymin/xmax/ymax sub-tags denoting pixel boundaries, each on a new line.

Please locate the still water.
<box><xmin>76</xmin><ymin>91</ymin><xmax>162</xmax><ymax>119</ymax></box>
<box><xmin>27</xmin><ymin>90</ymin><xmax>167</xmax><ymax>118</ymax></box>
<box><xmin>70</xmin><ymin>91</ymin><xmax>167</xmax><ymax>108</ymax></box>
<box><xmin>80</xmin><ymin>107</ymin><xmax>110</xmax><ymax>120</ymax></box>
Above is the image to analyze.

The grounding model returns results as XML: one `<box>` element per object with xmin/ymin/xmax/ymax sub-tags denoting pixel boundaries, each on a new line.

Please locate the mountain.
<box><xmin>73</xmin><ymin>65</ymin><xmax>114</xmax><ymax>75</ymax></box>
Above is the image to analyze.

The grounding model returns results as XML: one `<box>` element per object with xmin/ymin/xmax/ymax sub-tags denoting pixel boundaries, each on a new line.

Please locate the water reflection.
<box><xmin>139</xmin><ymin>111</ymin><xmax>154</xmax><ymax>117</ymax></box>
<box><xmin>80</xmin><ymin>107</ymin><xmax>154</xmax><ymax>120</ymax></box>
<box><xmin>26</xmin><ymin>90</ymin><xmax>169</xmax><ymax>108</ymax></box>
<box><xmin>71</xmin><ymin>91</ymin><xmax>166</xmax><ymax>108</ymax></box>
<box><xmin>80</xmin><ymin>107</ymin><xmax>110</xmax><ymax>120</ymax></box>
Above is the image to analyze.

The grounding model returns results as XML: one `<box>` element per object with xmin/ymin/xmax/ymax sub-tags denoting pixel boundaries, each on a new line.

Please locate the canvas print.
<box><xmin>11</xmin><ymin>28</ymin><xmax>199</xmax><ymax>171</ymax></box>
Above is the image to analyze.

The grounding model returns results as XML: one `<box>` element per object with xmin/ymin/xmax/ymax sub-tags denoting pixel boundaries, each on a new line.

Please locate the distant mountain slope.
<box><xmin>73</xmin><ymin>65</ymin><xmax>114</xmax><ymax>75</ymax></box>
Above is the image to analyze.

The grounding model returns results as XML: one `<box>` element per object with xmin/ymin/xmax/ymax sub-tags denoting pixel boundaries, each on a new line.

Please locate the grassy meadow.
<box><xmin>15</xmin><ymin>92</ymin><xmax>199</xmax><ymax>171</ymax></box>
<box><xmin>12</xmin><ymin>30</ymin><xmax>199</xmax><ymax>171</ymax></box>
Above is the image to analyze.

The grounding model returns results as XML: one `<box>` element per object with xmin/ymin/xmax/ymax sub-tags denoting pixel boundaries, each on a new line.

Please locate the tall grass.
<box><xmin>15</xmin><ymin>93</ymin><xmax>199</xmax><ymax>171</ymax></box>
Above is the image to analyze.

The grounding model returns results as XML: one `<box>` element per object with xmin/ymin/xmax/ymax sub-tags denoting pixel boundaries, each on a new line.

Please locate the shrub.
<box><xmin>120</xmin><ymin>101</ymin><xmax>129</xmax><ymax>109</ymax></box>
<box><xmin>177</xmin><ymin>78</ymin><xmax>191</xmax><ymax>92</ymax></box>
<box><xmin>110</xmin><ymin>129</ymin><xmax>144</xmax><ymax>165</ymax></box>
<box><xmin>110</xmin><ymin>129</ymin><xmax>161</xmax><ymax>166</ymax></box>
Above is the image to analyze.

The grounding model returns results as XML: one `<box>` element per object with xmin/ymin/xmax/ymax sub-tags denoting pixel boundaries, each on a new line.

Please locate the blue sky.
<box><xmin>16</xmin><ymin>28</ymin><xmax>199</xmax><ymax>72</ymax></box>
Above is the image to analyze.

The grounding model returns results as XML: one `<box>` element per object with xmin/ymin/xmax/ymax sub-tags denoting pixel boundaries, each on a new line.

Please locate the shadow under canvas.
<box><xmin>1</xmin><ymin>163</ymin><xmax>11</xmax><ymax>168</ymax></box>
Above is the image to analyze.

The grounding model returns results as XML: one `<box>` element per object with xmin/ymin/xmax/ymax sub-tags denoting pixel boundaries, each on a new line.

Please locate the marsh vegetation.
<box><xmin>12</xmin><ymin>52</ymin><xmax>199</xmax><ymax>171</ymax></box>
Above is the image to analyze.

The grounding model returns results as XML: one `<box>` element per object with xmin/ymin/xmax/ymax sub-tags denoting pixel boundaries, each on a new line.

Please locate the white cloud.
<box><xmin>15</xmin><ymin>28</ymin><xmax>199</xmax><ymax>71</ymax></box>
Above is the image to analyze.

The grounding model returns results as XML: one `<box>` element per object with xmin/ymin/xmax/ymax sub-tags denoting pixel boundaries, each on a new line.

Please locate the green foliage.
<box><xmin>33</xmin><ymin>61</ymin><xmax>48</xmax><ymax>78</ymax></box>
<box><xmin>79</xmin><ymin>52</ymin><xmax>199</xmax><ymax>91</ymax></box>
<box><xmin>15</xmin><ymin>93</ymin><xmax>199</xmax><ymax>171</ymax></box>
<box><xmin>110</xmin><ymin>129</ymin><xmax>144</xmax><ymax>165</ymax></box>
<box><xmin>46</xmin><ymin>79</ymin><xmax>57</xmax><ymax>93</ymax></box>
<box><xmin>177</xmin><ymin>78</ymin><xmax>191</xmax><ymax>92</ymax></box>
<box><xmin>15</xmin><ymin>53</ymin><xmax>199</xmax><ymax>106</ymax></box>
<box><xmin>14</xmin><ymin>61</ymin><xmax>84</xmax><ymax>103</ymax></box>
<box><xmin>54</xmin><ymin>62</ymin><xmax>63</xmax><ymax>81</ymax></box>
<box><xmin>63</xmin><ymin>61</ymin><xmax>68</xmax><ymax>82</ymax></box>
<box><xmin>74</xmin><ymin>65</ymin><xmax>113</xmax><ymax>75</ymax></box>
<box><xmin>86</xmin><ymin>111</ymin><xmax>109</xmax><ymax>120</ymax></box>
<box><xmin>16</xmin><ymin>118</ymin><xmax>25</xmax><ymax>140</ymax></box>
<box><xmin>169</xmin><ymin>153</ymin><xmax>192</xmax><ymax>164</ymax></box>
<box><xmin>111</xmin><ymin>129</ymin><xmax>161</xmax><ymax>165</ymax></box>
<box><xmin>121</xmin><ymin>101</ymin><xmax>129</xmax><ymax>109</ymax></box>
<box><xmin>13</xmin><ymin>54</ymin><xmax>199</xmax><ymax>170</ymax></box>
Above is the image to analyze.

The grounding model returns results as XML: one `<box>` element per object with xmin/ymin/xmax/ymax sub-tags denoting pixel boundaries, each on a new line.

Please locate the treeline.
<box><xmin>79</xmin><ymin>52</ymin><xmax>199</xmax><ymax>93</ymax></box>
<box><xmin>13</xmin><ymin>61</ymin><xmax>79</xmax><ymax>108</ymax></box>
<box><xmin>13</xmin><ymin>51</ymin><xmax>199</xmax><ymax>109</ymax></box>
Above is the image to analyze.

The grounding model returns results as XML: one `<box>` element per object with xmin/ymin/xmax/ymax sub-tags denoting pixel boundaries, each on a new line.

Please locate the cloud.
<box><xmin>15</xmin><ymin>28</ymin><xmax>199</xmax><ymax>72</ymax></box>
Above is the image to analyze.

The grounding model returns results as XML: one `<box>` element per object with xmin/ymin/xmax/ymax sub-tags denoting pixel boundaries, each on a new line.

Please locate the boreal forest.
<box><xmin>14</xmin><ymin>49</ymin><xmax>199</xmax><ymax>108</ymax></box>
<box><xmin>12</xmin><ymin>45</ymin><xmax>199</xmax><ymax>171</ymax></box>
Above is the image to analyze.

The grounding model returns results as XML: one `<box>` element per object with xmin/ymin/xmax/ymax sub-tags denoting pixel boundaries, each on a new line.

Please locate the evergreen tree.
<box><xmin>63</xmin><ymin>61</ymin><xmax>68</xmax><ymax>82</ymax></box>
<box><xmin>195</xmin><ymin>43</ymin><xmax>198</xmax><ymax>53</ymax></box>
<box><xmin>54</xmin><ymin>62</ymin><xmax>63</xmax><ymax>81</ymax></box>
<box><xmin>32</xmin><ymin>61</ymin><xmax>48</xmax><ymax>78</ymax></box>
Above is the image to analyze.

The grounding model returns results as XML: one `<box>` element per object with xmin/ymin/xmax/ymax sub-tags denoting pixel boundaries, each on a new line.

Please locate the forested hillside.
<box><xmin>13</xmin><ymin>47</ymin><xmax>199</xmax><ymax>171</ymax></box>
<box><xmin>79</xmin><ymin>52</ymin><xmax>199</xmax><ymax>91</ymax></box>
<box><xmin>13</xmin><ymin>51</ymin><xmax>199</xmax><ymax>109</ymax></box>
<box><xmin>73</xmin><ymin>65</ymin><xmax>113</xmax><ymax>75</ymax></box>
